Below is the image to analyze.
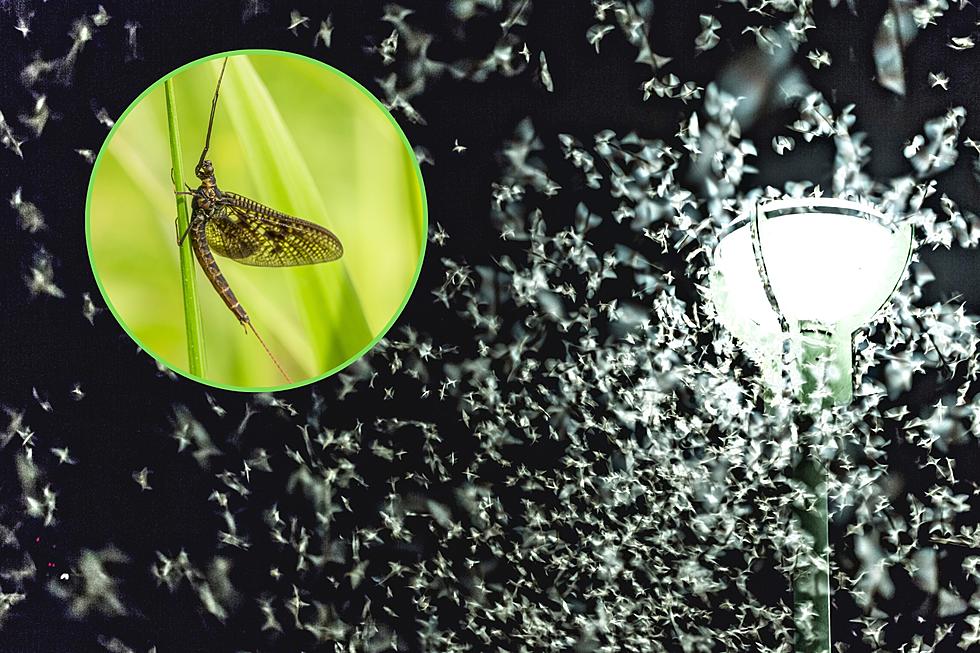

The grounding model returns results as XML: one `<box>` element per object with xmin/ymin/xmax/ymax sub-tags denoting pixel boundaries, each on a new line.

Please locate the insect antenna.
<box><xmin>198</xmin><ymin>57</ymin><xmax>229</xmax><ymax>170</ymax></box>
<box><xmin>246</xmin><ymin>321</ymin><xmax>292</xmax><ymax>383</ymax></box>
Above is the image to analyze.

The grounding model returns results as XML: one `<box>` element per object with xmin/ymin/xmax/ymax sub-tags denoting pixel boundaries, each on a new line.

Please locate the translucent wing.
<box><xmin>205</xmin><ymin>192</ymin><xmax>343</xmax><ymax>267</ymax></box>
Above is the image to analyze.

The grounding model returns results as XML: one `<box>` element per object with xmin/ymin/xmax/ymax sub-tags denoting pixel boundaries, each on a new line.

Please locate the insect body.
<box><xmin>185</xmin><ymin>163</ymin><xmax>249</xmax><ymax>325</ymax></box>
<box><xmin>181</xmin><ymin>159</ymin><xmax>343</xmax><ymax>326</ymax></box>
<box><xmin>174</xmin><ymin>58</ymin><xmax>343</xmax><ymax>382</ymax></box>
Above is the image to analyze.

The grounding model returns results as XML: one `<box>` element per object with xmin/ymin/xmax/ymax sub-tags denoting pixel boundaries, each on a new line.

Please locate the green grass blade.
<box><xmin>164</xmin><ymin>78</ymin><xmax>206</xmax><ymax>377</ymax></box>
<box><xmin>216</xmin><ymin>58</ymin><xmax>374</xmax><ymax>373</ymax></box>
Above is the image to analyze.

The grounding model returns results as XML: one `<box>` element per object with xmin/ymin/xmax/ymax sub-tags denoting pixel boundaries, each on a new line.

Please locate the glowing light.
<box><xmin>710</xmin><ymin>197</ymin><xmax>913</xmax><ymax>403</ymax></box>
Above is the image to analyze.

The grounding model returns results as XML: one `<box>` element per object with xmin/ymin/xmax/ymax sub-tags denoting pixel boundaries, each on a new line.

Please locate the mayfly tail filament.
<box><xmin>247</xmin><ymin>321</ymin><xmax>291</xmax><ymax>383</ymax></box>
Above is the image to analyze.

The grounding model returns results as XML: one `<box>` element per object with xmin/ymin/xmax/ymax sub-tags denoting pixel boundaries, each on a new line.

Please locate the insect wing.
<box><xmin>205</xmin><ymin>192</ymin><xmax>343</xmax><ymax>267</ymax></box>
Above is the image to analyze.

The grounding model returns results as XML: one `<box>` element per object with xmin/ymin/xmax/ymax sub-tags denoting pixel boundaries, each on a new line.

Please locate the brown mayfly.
<box><xmin>174</xmin><ymin>58</ymin><xmax>343</xmax><ymax>382</ymax></box>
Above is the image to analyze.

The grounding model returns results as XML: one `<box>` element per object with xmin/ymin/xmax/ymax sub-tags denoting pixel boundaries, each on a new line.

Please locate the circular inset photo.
<box><xmin>87</xmin><ymin>50</ymin><xmax>426</xmax><ymax>390</ymax></box>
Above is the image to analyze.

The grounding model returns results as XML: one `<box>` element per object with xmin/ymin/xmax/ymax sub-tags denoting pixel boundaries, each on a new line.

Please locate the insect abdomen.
<box><xmin>190</xmin><ymin>217</ymin><xmax>250</xmax><ymax>325</ymax></box>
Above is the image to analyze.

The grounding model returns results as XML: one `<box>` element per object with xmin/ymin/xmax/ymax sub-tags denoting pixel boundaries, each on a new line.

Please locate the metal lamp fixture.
<box><xmin>711</xmin><ymin>197</ymin><xmax>913</xmax><ymax>404</ymax></box>
<box><xmin>708</xmin><ymin>197</ymin><xmax>914</xmax><ymax>653</ymax></box>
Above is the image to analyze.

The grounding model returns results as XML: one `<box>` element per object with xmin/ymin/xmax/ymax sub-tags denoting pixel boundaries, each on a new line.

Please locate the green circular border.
<box><xmin>84</xmin><ymin>48</ymin><xmax>428</xmax><ymax>393</ymax></box>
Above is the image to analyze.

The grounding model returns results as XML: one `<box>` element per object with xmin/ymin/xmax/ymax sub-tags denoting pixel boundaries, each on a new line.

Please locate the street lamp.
<box><xmin>708</xmin><ymin>197</ymin><xmax>914</xmax><ymax>653</ymax></box>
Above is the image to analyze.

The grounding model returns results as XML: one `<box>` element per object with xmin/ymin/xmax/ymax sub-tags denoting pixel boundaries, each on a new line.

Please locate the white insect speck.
<box><xmin>807</xmin><ymin>49</ymin><xmax>831</xmax><ymax>69</ymax></box>
<box><xmin>772</xmin><ymin>135</ymin><xmax>795</xmax><ymax>155</ymax></box>
<box><xmin>382</xmin><ymin>4</ymin><xmax>414</xmax><ymax>25</ymax></box>
<box><xmin>413</xmin><ymin>144</ymin><xmax>434</xmax><ymax>166</ymax></box>
<box><xmin>452</xmin><ymin>139</ymin><xmax>467</xmax><ymax>154</ymax></box>
<box><xmin>26</xmin><ymin>248</ymin><xmax>64</xmax><ymax>299</ymax></box>
<box><xmin>32</xmin><ymin>387</ymin><xmax>52</xmax><ymax>413</ymax></box>
<box><xmin>20</xmin><ymin>94</ymin><xmax>50</xmax><ymax>137</ymax></box>
<box><xmin>430</xmin><ymin>223</ymin><xmax>449</xmax><ymax>245</ymax></box>
<box><xmin>949</xmin><ymin>35</ymin><xmax>975</xmax><ymax>50</ymax></box>
<box><xmin>14</xmin><ymin>13</ymin><xmax>32</xmax><ymax>38</ymax></box>
<box><xmin>586</xmin><ymin>24</ymin><xmax>614</xmax><ymax>53</ymax></box>
<box><xmin>51</xmin><ymin>447</ymin><xmax>77</xmax><ymax>465</ymax></box>
<box><xmin>928</xmin><ymin>71</ymin><xmax>949</xmax><ymax>90</ymax></box>
<box><xmin>742</xmin><ymin>25</ymin><xmax>781</xmax><ymax>54</ymax></box>
<box><xmin>94</xmin><ymin>106</ymin><xmax>115</xmax><ymax>128</ymax></box>
<box><xmin>81</xmin><ymin>293</ymin><xmax>102</xmax><ymax>324</ymax></box>
<box><xmin>91</xmin><ymin>5</ymin><xmax>110</xmax><ymax>27</ymax></box>
<box><xmin>0</xmin><ymin>109</ymin><xmax>25</xmax><ymax>158</ymax></box>
<box><xmin>695</xmin><ymin>14</ymin><xmax>721</xmax><ymax>53</ymax></box>
<box><xmin>132</xmin><ymin>467</ymin><xmax>152</xmax><ymax>491</ymax></box>
<box><xmin>10</xmin><ymin>188</ymin><xmax>45</xmax><ymax>233</ymax></box>
<box><xmin>538</xmin><ymin>51</ymin><xmax>554</xmax><ymax>92</ymax></box>
<box><xmin>314</xmin><ymin>15</ymin><xmax>333</xmax><ymax>48</ymax></box>
<box><xmin>288</xmin><ymin>9</ymin><xmax>309</xmax><ymax>34</ymax></box>
<box><xmin>124</xmin><ymin>21</ymin><xmax>140</xmax><ymax>60</ymax></box>
<box><xmin>379</xmin><ymin>29</ymin><xmax>399</xmax><ymax>65</ymax></box>
<box><xmin>206</xmin><ymin>394</ymin><xmax>227</xmax><ymax>418</ymax></box>
<box><xmin>17</xmin><ymin>426</ymin><xmax>33</xmax><ymax>448</ymax></box>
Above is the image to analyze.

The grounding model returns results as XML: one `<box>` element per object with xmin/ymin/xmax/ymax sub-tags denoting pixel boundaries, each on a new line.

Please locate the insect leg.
<box><xmin>176</xmin><ymin>218</ymin><xmax>194</xmax><ymax>246</ymax></box>
<box><xmin>173</xmin><ymin>190</ymin><xmax>197</xmax><ymax>243</ymax></box>
<box><xmin>169</xmin><ymin>168</ymin><xmax>195</xmax><ymax>193</ymax></box>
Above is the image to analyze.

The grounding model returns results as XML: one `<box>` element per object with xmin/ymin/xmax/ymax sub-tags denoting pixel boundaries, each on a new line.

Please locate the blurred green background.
<box><xmin>88</xmin><ymin>53</ymin><xmax>425</xmax><ymax>388</ymax></box>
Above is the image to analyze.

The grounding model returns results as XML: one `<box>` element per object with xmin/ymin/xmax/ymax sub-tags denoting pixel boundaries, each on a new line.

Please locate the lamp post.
<box><xmin>709</xmin><ymin>197</ymin><xmax>913</xmax><ymax>653</ymax></box>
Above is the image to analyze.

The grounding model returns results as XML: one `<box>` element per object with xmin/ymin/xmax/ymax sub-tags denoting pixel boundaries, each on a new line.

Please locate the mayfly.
<box><xmin>174</xmin><ymin>58</ymin><xmax>343</xmax><ymax>382</ymax></box>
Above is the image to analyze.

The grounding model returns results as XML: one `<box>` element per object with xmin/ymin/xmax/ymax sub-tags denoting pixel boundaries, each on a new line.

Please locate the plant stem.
<box><xmin>164</xmin><ymin>78</ymin><xmax>206</xmax><ymax>377</ymax></box>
